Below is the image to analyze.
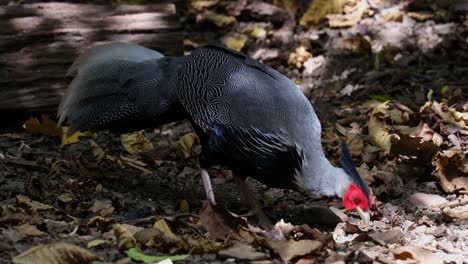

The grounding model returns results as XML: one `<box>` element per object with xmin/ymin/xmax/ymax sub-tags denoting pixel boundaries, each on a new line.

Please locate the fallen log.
<box><xmin>0</xmin><ymin>2</ymin><xmax>183</xmax><ymax>113</ymax></box>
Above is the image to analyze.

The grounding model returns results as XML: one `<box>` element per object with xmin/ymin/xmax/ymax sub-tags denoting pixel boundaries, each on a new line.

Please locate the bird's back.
<box><xmin>177</xmin><ymin>45</ymin><xmax>323</xmax><ymax>187</ymax></box>
<box><xmin>178</xmin><ymin>45</ymin><xmax>321</xmax><ymax>148</ymax></box>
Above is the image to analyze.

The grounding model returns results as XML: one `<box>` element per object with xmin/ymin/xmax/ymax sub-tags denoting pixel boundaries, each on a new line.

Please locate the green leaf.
<box><xmin>369</xmin><ymin>94</ymin><xmax>392</xmax><ymax>102</ymax></box>
<box><xmin>125</xmin><ymin>248</ymin><xmax>191</xmax><ymax>263</ymax></box>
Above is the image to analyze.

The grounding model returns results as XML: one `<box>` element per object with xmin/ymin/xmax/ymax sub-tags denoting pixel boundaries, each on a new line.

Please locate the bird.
<box><xmin>58</xmin><ymin>42</ymin><xmax>372</xmax><ymax>226</ymax></box>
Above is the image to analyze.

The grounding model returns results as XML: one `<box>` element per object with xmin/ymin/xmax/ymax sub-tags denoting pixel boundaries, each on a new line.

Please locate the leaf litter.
<box><xmin>1</xmin><ymin>0</ymin><xmax>468</xmax><ymax>263</ymax></box>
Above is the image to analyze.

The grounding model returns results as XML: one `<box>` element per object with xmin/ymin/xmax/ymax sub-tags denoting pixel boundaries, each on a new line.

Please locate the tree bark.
<box><xmin>0</xmin><ymin>2</ymin><xmax>183</xmax><ymax>113</ymax></box>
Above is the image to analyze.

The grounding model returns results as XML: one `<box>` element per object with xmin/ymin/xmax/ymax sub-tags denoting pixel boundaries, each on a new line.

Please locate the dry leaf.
<box><xmin>16</xmin><ymin>195</ymin><xmax>53</xmax><ymax>211</ymax></box>
<box><xmin>421</xmin><ymin>101</ymin><xmax>468</xmax><ymax>129</ymax></box>
<box><xmin>218</xmin><ymin>244</ymin><xmax>269</xmax><ymax>261</ymax></box>
<box><xmin>61</xmin><ymin>127</ymin><xmax>94</xmax><ymax>146</ymax></box>
<box><xmin>196</xmin><ymin>11</ymin><xmax>236</xmax><ymax>27</ymax></box>
<box><xmin>288</xmin><ymin>46</ymin><xmax>312</xmax><ymax>69</ymax></box>
<box><xmin>368</xmin><ymin>101</ymin><xmax>402</xmax><ymax>154</ymax></box>
<box><xmin>77</xmin><ymin>154</ymin><xmax>114</xmax><ymax>179</ymax></box>
<box><xmin>14</xmin><ymin>224</ymin><xmax>46</xmax><ymax>237</ymax></box>
<box><xmin>89</xmin><ymin>200</ymin><xmax>115</xmax><ymax>217</ymax></box>
<box><xmin>242</xmin><ymin>24</ymin><xmax>267</xmax><ymax>40</ymax></box>
<box><xmin>179</xmin><ymin>133</ymin><xmax>201</xmax><ymax>158</ymax></box>
<box><xmin>300</xmin><ymin>0</ymin><xmax>347</xmax><ymax>26</ymax></box>
<box><xmin>369</xmin><ymin>101</ymin><xmax>438</xmax><ymax>161</ymax></box>
<box><xmin>442</xmin><ymin>205</ymin><xmax>468</xmax><ymax>220</ymax></box>
<box><xmin>368</xmin><ymin>229</ymin><xmax>404</xmax><ymax>246</ymax></box>
<box><xmin>265</xmin><ymin>239</ymin><xmax>323</xmax><ymax>261</ymax></box>
<box><xmin>327</xmin><ymin>0</ymin><xmax>369</xmax><ymax>27</ymax></box>
<box><xmin>12</xmin><ymin>242</ymin><xmax>100</xmax><ymax>264</ymax></box>
<box><xmin>120</xmin><ymin>132</ymin><xmax>153</xmax><ymax>155</ymax></box>
<box><xmin>392</xmin><ymin>246</ymin><xmax>443</xmax><ymax>264</ymax></box>
<box><xmin>190</xmin><ymin>0</ymin><xmax>219</xmax><ymax>10</ymax></box>
<box><xmin>407</xmin><ymin>12</ymin><xmax>434</xmax><ymax>21</ymax></box>
<box><xmin>432</xmin><ymin>150</ymin><xmax>468</xmax><ymax>193</ymax></box>
<box><xmin>223</xmin><ymin>34</ymin><xmax>248</xmax><ymax>51</ymax></box>
<box><xmin>23</xmin><ymin>114</ymin><xmax>61</xmax><ymax>137</ymax></box>
<box><xmin>113</xmin><ymin>224</ymin><xmax>137</xmax><ymax>251</ymax></box>
<box><xmin>199</xmin><ymin>201</ymin><xmax>249</xmax><ymax>241</ymax></box>
<box><xmin>409</xmin><ymin>193</ymin><xmax>448</xmax><ymax>207</ymax></box>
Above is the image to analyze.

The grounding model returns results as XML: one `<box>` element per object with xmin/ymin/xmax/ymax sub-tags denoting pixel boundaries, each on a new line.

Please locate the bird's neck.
<box><xmin>295</xmin><ymin>150</ymin><xmax>350</xmax><ymax>199</ymax></box>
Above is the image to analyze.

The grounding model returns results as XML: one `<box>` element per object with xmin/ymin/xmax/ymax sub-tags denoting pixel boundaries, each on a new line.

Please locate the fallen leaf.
<box><xmin>61</xmin><ymin>127</ymin><xmax>94</xmax><ymax>146</ymax></box>
<box><xmin>125</xmin><ymin>248</ymin><xmax>191</xmax><ymax>263</ymax></box>
<box><xmin>199</xmin><ymin>201</ymin><xmax>249</xmax><ymax>241</ymax></box>
<box><xmin>288</xmin><ymin>46</ymin><xmax>312</xmax><ymax>69</ymax></box>
<box><xmin>432</xmin><ymin>150</ymin><xmax>468</xmax><ymax>193</ymax></box>
<box><xmin>265</xmin><ymin>239</ymin><xmax>323</xmax><ymax>261</ymax></box>
<box><xmin>23</xmin><ymin>115</ymin><xmax>61</xmax><ymax>137</ymax></box>
<box><xmin>409</xmin><ymin>193</ymin><xmax>448</xmax><ymax>207</ymax></box>
<box><xmin>442</xmin><ymin>205</ymin><xmax>468</xmax><ymax>220</ymax></box>
<box><xmin>14</xmin><ymin>224</ymin><xmax>46</xmax><ymax>237</ymax></box>
<box><xmin>392</xmin><ymin>246</ymin><xmax>443</xmax><ymax>264</ymax></box>
<box><xmin>196</xmin><ymin>11</ymin><xmax>236</xmax><ymax>27</ymax></box>
<box><xmin>299</xmin><ymin>0</ymin><xmax>346</xmax><ymax>26</ymax></box>
<box><xmin>327</xmin><ymin>0</ymin><xmax>369</xmax><ymax>28</ymax></box>
<box><xmin>87</xmin><ymin>239</ymin><xmax>111</xmax><ymax>248</ymax></box>
<box><xmin>223</xmin><ymin>34</ymin><xmax>248</xmax><ymax>51</ymax></box>
<box><xmin>113</xmin><ymin>224</ymin><xmax>137</xmax><ymax>251</ymax></box>
<box><xmin>120</xmin><ymin>132</ymin><xmax>153</xmax><ymax>155</ymax></box>
<box><xmin>368</xmin><ymin>229</ymin><xmax>404</xmax><ymax>246</ymax></box>
<box><xmin>268</xmin><ymin>219</ymin><xmax>295</xmax><ymax>240</ymax></box>
<box><xmin>218</xmin><ymin>244</ymin><xmax>269</xmax><ymax>260</ymax></box>
<box><xmin>12</xmin><ymin>242</ymin><xmax>100</xmax><ymax>264</ymax></box>
<box><xmin>89</xmin><ymin>200</ymin><xmax>115</xmax><ymax>217</ymax></box>
<box><xmin>190</xmin><ymin>0</ymin><xmax>219</xmax><ymax>11</ymax></box>
<box><xmin>242</xmin><ymin>24</ymin><xmax>267</xmax><ymax>40</ymax></box>
<box><xmin>179</xmin><ymin>133</ymin><xmax>201</xmax><ymax>158</ymax></box>
<box><xmin>421</xmin><ymin>101</ymin><xmax>468</xmax><ymax>129</ymax></box>
<box><xmin>407</xmin><ymin>12</ymin><xmax>434</xmax><ymax>21</ymax></box>
<box><xmin>16</xmin><ymin>195</ymin><xmax>53</xmax><ymax>211</ymax></box>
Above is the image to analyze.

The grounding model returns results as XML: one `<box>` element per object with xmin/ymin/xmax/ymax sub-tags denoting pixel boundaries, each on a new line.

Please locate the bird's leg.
<box><xmin>234</xmin><ymin>176</ymin><xmax>272</xmax><ymax>228</ymax></box>
<box><xmin>200</xmin><ymin>168</ymin><xmax>216</xmax><ymax>205</ymax></box>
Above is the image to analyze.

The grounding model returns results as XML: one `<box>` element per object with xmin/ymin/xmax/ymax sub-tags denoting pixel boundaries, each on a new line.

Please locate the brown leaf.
<box><xmin>432</xmin><ymin>150</ymin><xmax>468</xmax><ymax>193</ymax></box>
<box><xmin>299</xmin><ymin>0</ymin><xmax>347</xmax><ymax>26</ymax></box>
<box><xmin>16</xmin><ymin>195</ymin><xmax>53</xmax><ymax>211</ymax></box>
<box><xmin>113</xmin><ymin>224</ymin><xmax>137</xmax><ymax>251</ymax></box>
<box><xmin>14</xmin><ymin>224</ymin><xmax>46</xmax><ymax>237</ymax></box>
<box><xmin>353</xmin><ymin>229</ymin><xmax>404</xmax><ymax>246</ymax></box>
<box><xmin>22</xmin><ymin>114</ymin><xmax>61</xmax><ymax>137</ymax></box>
<box><xmin>199</xmin><ymin>201</ymin><xmax>249</xmax><ymax>241</ymax></box>
<box><xmin>421</xmin><ymin>101</ymin><xmax>468</xmax><ymax>129</ymax></box>
<box><xmin>265</xmin><ymin>239</ymin><xmax>323</xmax><ymax>261</ymax></box>
<box><xmin>392</xmin><ymin>246</ymin><xmax>443</xmax><ymax>264</ymax></box>
<box><xmin>327</xmin><ymin>0</ymin><xmax>369</xmax><ymax>28</ymax></box>
<box><xmin>219</xmin><ymin>244</ymin><xmax>269</xmax><ymax>261</ymax></box>
<box><xmin>196</xmin><ymin>11</ymin><xmax>236</xmax><ymax>27</ymax></box>
<box><xmin>368</xmin><ymin>229</ymin><xmax>404</xmax><ymax>246</ymax></box>
<box><xmin>12</xmin><ymin>242</ymin><xmax>100</xmax><ymax>264</ymax></box>
<box><xmin>89</xmin><ymin>200</ymin><xmax>115</xmax><ymax>217</ymax></box>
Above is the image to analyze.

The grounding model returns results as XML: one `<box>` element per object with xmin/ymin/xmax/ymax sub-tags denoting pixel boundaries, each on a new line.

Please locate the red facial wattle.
<box><xmin>343</xmin><ymin>184</ymin><xmax>369</xmax><ymax>211</ymax></box>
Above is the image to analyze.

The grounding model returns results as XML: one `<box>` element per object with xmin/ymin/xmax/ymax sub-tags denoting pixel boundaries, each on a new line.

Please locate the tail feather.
<box><xmin>58</xmin><ymin>42</ymin><xmax>183</xmax><ymax>135</ymax></box>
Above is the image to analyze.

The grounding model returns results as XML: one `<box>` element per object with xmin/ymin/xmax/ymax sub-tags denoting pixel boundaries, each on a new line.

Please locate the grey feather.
<box><xmin>58</xmin><ymin>43</ymin><xmax>182</xmax><ymax>135</ymax></box>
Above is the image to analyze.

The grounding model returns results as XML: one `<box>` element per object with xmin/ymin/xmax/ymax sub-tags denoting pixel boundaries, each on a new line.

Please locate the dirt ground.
<box><xmin>1</xmin><ymin>0</ymin><xmax>467</xmax><ymax>263</ymax></box>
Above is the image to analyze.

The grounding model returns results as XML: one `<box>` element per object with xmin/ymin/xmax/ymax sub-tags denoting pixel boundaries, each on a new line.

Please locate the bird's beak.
<box><xmin>356</xmin><ymin>206</ymin><xmax>370</xmax><ymax>225</ymax></box>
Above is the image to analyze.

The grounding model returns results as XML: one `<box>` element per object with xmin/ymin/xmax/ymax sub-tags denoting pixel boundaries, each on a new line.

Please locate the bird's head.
<box><xmin>338</xmin><ymin>142</ymin><xmax>372</xmax><ymax>224</ymax></box>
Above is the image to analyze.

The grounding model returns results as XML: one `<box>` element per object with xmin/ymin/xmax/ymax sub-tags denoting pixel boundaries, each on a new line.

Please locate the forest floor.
<box><xmin>1</xmin><ymin>0</ymin><xmax>467</xmax><ymax>263</ymax></box>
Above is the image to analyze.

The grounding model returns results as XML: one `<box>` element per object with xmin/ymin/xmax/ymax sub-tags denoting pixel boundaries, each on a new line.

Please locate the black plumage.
<box><xmin>58</xmin><ymin>42</ymin><xmax>372</xmax><ymax>221</ymax></box>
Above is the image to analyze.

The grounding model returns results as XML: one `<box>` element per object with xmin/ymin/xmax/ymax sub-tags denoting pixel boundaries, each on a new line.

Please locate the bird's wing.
<box><xmin>206</xmin><ymin>124</ymin><xmax>304</xmax><ymax>189</ymax></box>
